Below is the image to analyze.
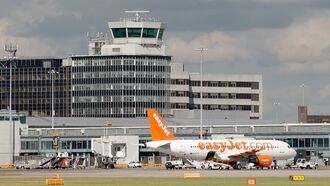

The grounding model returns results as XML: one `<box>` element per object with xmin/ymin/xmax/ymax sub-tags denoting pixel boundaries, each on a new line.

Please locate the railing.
<box><xmin>24</xmin><ymin>123</ymin><xmax>330</xmax><ymax>137</ymax></box>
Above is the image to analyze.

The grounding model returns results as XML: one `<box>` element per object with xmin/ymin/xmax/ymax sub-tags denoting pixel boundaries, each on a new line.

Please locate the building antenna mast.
<box><xmin>125</xmin><ymin>10</ymin><xmax>150</xmax><ymax>21</ymax></box>
<box><xmin>4</xmin><ymin>43</ymin><xmax>18</xmax><ymax>57</ymax></box>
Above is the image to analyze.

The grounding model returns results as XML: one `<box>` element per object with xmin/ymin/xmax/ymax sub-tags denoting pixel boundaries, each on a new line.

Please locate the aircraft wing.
<box><xmin>228</xmin><ymin>149</ymin><xmax>261</xmax><ymax>158</ymax></box>
<box><xmin>146</xmin><ymin>141</ymin><xmax>172</xmax><ymax>150</ymax></box>
<box><xmin>213</xmin><ymin>149</ymin><xmax>261</xmax><ymax>161</ymax></box>
<box><xmin>156</xmin><ymin>142</ymin><xmax>171</xmax><ymax>149</ymax></box>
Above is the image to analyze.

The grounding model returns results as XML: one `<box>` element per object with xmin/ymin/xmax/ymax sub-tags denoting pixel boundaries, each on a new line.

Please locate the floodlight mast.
<box><xmin>195</xmin><ymin>47</ymin><xmax>208</xmax><ymax>139</ymax></box>
<box><xmin>4</xmin><ymin>42</ymin><xmax>18</xmax><ymax>164</ymax></box>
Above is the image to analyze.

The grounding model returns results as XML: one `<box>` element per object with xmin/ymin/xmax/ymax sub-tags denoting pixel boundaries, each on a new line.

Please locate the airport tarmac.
<box><xmin>1</xmin><ymin>167</ymin><xmax>330</xmax><ymax>178</ymax></box>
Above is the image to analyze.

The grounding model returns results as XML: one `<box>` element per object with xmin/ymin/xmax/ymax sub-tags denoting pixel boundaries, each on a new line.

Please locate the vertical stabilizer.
<box><xmin>147</xmin><ymin>109</ymin><xmax>176</xmax><ymax>141</ymax></box>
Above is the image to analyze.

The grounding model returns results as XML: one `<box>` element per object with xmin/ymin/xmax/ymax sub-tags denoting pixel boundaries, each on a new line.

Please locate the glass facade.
<box><xmin>0</xmin><ymin>58</ymin><xmax>71</xmax><ymax>117</ymax></box>
<box><xmin>142</xmin><ymin>28</ymin><xmax>158</xmax><ymax>38</ymax></box>
<box><xmin>21</xmin><ymin>139</ymin><xmax>91</xmax><ymax>151</ymax></box>
<box><xmin>285</xmin><ymin>138</ymin><xmax>329</xmax><ymax>148</ymax></box>
<box><xmin>112</xmin><ymin>28</ymin><xmax>126</xmax><ymax>38</ymax></box>
<box><xmin>112</xmin><ymin>27</ymin><xmax>162</xmax><ymax>39</ymax></box>
<box><xmin>158</xmin><ymin>29</ymin><xmax>164</xmax><ymax>39</ymax></box>
<box><xmin>71</xmin><ymin>55</ymin><xmax>171</xmax><ymax>117</ymax></box>
<box><xmin>127</xmin><ymin>28</ymin><xmax>142</xmax><ymax>37</ymax></box>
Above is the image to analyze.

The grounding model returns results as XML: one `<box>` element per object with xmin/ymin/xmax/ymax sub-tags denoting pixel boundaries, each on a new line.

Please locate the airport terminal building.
<box><xmin>3</xmin><ymin>12</ymin><xmax>326</xmax><ymax>166</ymax></box>
<box><xmin>15</xmin><ymin>115</ymin><xmax>330</xmax><ymax>165</ymax></box>
<box><xmin>170</xmin><ymin>63</ymin><xmax>262</xmax><ymax>119</ymax></box>
<box><xmin>0</xmin><ymin>12</ymin><xmax>262</xmax><ymax>119</ymax></box>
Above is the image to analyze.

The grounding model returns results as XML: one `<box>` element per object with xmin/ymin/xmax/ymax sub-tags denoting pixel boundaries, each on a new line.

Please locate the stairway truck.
<box><xmin>57</xmin><ymin>159</ymin><xmax>70</xmax><ymax>169</ymax></box>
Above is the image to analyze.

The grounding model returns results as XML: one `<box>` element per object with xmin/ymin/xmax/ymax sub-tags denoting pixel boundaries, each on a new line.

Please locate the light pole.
<box><xmin>36</xmin><ymin>129</ymin><xmax>42</xmax><ymax>155</ymax></box>
<box><xmin>195</xmin><ymin>47</ymin><xmax>208</xmax><ymax>139</ymax></box>
<box><xmin>300</xmin><ymin>84</ymin><xmax>306</xmax><ymax>106</ymax></box>
<box><xmin>4</xmin><ymin>43</ymin><xmax>17</xmax><ymax>164</ymax></box>
<box><xmin>48</xmin><ymin>69</ymin><xmax>59</xmax><ymax>129</ymax></box>
<box><xmin>273</xmin><ymin>102</ymin><xmax>280</xmax><ymax>122</ymax></box>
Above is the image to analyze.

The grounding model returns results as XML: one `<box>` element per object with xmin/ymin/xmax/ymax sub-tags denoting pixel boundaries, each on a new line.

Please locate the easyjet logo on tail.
<box><xmin>148</xmin><ymin>109</ymin><xmax>176</xmax><ymax>141</ymax></box>
<box><xmin>153</xmin><ymin>113</ymin><xmax>171</xmax><ymax>136</ymax></box>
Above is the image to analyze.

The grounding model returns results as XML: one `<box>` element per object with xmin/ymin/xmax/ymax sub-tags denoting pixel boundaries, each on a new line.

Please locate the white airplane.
<box><xmin>146</xmin><ymin>109</ymin><xmax>297</xmax><ymax>169</ymax></box>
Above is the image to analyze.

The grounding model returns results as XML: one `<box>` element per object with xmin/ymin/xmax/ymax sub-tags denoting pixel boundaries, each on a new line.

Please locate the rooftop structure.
<box><xmin>88</xmin><ymin>11</ymin><xmax>166</xmax><ymax>56</ymax></box>
<box><xmin>298</xmin><ymin>106</ymin><xmax>330</xmax><ymax>123</ymax></box>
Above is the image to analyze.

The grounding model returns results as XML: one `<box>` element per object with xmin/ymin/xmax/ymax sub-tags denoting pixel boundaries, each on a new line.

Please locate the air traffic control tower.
<box><xmin>102</xmin><ymin>11</ymin><xmax>166</xmax><ymax>56</ymax></box>
<box><xmin>71</xmin><ymin>11</ymin><xmax>171</xmax><ymax>118</ymax></box>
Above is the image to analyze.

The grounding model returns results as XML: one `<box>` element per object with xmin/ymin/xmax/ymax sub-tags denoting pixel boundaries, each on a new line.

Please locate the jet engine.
<box><xmin>250</xmin><ymin>155</ymin><xmax>273</xmax><ymax>167</ymax></box>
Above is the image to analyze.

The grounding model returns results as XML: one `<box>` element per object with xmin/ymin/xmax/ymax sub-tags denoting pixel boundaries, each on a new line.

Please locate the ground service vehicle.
<box><xmin>165</xmin><ymin>161</ymin><xmax>183</xmax><ymax>169</ymax></box>
<box><xmin>128</xmin><ymin>161</ymin><xmax>142</xmax><ymax>168</ymax></box>
<box><xmin>285</xmin><ymin>158</ymin><xmax>318</xmax><ymax>169</ymax></box>
<box><xmin>296</xmin><ymin>158</ymin><xmax>318</xmax><ymax>169</ymax></box>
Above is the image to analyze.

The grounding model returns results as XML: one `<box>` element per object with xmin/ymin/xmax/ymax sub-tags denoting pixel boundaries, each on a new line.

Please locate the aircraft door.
<box><xmin>178</xmin><ymin>143</ymin><xmax>186</xmax><ymax>156</ymax></box>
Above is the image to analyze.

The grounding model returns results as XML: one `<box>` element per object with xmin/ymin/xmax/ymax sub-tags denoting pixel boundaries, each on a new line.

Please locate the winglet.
<box><xmin>147</xmin><ymin>109</ymin><xmax>176</xmax><ymax>141</ymax></box>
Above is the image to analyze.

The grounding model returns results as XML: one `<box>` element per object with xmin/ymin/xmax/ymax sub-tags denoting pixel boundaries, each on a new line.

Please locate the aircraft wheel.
<box><xmin>236</xmin><ymin>164</ymin><xmax>242</xmax><ymax>170</ymax></box>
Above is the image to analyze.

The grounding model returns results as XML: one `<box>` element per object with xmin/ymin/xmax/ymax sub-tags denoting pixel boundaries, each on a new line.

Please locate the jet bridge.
<box><xmin>91</xmin><ymin>136</ymin><xmax>139</xmax><ymax>164</ymax></box>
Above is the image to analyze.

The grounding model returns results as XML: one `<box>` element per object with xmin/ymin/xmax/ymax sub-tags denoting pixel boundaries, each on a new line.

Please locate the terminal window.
<box><xmin>127</xmin><ymin>28</ymin><xmax>142</xmax><ymax>37</ymax></box>
<box><xmin>143</xmin><ymin>28</ymin><xmax>158</xmax><ymax>38</ymax></box>
<box><xmin>112</xmin><ymin>28</ymin><xmax>126</xmax><ymax>38</ymax></box>
<box><xmin>158</xmin><ymin>29</ymin><xmax>164</xmax><ymax>39</ymax></box>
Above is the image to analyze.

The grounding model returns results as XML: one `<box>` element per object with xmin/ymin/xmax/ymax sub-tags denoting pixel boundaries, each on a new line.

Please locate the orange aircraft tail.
<box><xmin>147</xmin><ymin>109</ymin><xmax>176</xmax><ymax>141</ymax></box>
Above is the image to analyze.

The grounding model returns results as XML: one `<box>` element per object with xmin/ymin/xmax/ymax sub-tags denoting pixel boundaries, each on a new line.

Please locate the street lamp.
<box><xmin>48</xmin><ymin>69</ymin><xmax>59</xmax><ymax>129</ymax></box>
<box><xmin>36</xmin><ymin>129</ymin><xmax>42</xmax><ymax>155</ymax></box>
<box><xmin>300</xmin><ymin>84</ymin><xmax>306</xmax><ymax>106</ymax></box>
<box><xmin>273</xmin><ymin>102</ymin><xmax>280</xmax><ymax>122</ymax></box>
<box><xmin>195</xmin><ymin>47</ymin><xmax>208</xmax><ymax>139</ymax></box>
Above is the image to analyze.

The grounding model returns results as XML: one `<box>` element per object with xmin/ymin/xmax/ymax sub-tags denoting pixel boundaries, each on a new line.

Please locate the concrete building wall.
<box><xmin>298</xmin><ymin>106</ymin><xmax>308</xmax><ymax>123</ymax></box>
<box><xmin>298</xmin><ymin>106</ymin><xmax>330</xmax><ymax>123</ymax></box>
<box><xmin>0</xmin><ymin>121</ymin><xmax>26</xmax><ymax>165</ymax></box>
<box><xmin>170</xmin><ymin>63</ymin><xmax>263</xmax><ymax>119</ymax></box>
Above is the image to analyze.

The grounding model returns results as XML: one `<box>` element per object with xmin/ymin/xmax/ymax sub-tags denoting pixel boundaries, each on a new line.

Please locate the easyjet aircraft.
<box><xmin>146</xmin><ymin>109</ymin><xmax>297</xmax><ymax>169</ymax></box>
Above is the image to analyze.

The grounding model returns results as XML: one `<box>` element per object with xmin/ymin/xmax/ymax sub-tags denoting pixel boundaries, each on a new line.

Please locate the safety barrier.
<box><xmin>289</xmin><ymin>175</ymin><xmax>305</xmax><ymax>181</ymax></box>
<box><xmin>142</xmin><ymin>163</ymin><xmax>163</xmax><ymax>167</ymax></box>
<box><xmin>114</xmin><ymin>163</ymin><xmax>164</xmax><ymax>168</ymax></box>
<box><xmin>45</xmin><ymin>174</ymin><xmax>64</xmax><ymax>185</ymax></box>
<box><xmin>0</xmin><ymin>164</ymin><xmax>15</xmax><ymax>169</ymax></box>
<box><xmin>183</xmin><ymin>173</ymin><xmax>201</xmax><ymax>179</ymax></box>
<box><xmin>114</xmin><ymin>164</ymin><xmax>128</xmax><ymax>168</ymax></box>
<box><xmin>247</xmin><ymin>178</ymin><xmax>256</xmax><ymax>185</ymax></box>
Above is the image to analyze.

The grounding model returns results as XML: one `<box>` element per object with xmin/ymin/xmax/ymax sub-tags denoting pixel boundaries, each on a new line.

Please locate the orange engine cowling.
<box><xmin>257</xmin><ymin>155</ymin><xmax>273</xmax><ymax>167</ymax></box>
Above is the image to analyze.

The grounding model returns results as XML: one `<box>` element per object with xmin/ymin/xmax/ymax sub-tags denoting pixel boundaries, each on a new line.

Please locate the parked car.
<box><xmin>165</xmin><ymin>162</ymin><xmax>174</xmax><ymax>169</ymax></box>
<box><xmin>128</xmin><ymin>161</ymin><xmax>142</xmax><ymax>168</ymax></box>
<box><xmin>165</xmin><ymin>161</ymin><xmax>183</xmax><ymax>170</ymax></box>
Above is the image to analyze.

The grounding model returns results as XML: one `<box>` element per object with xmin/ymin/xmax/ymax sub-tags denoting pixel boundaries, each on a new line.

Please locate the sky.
<box><xmin>0</xmin><ymin>0</ymin><xmax>330</xmax><ymax>122</ymax></box>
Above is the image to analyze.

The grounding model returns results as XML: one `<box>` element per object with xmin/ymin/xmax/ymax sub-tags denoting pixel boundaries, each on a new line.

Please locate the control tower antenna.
<box><xmin>125</xmin><ymin>10</ymin><xmax>150</xmax><ymax>21</ymax></box>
